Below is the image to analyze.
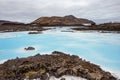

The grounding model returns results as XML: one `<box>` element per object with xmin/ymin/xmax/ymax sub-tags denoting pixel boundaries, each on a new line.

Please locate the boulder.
<box><xmin>28</xmin><ymin>31</ymin><xmax>42</xmax><ymax>34</ymax></box>
<box><xmin>24</xmin><ymin>47</ymin><xmax>35</xmax><ymax>51</ymax></box>
<box><xmin>60</xmin><ymin>78</ymin><xmax>66</xmax><ymax>80</ymax></box>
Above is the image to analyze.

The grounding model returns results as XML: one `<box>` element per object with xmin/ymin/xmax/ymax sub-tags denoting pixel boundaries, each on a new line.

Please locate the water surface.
<box><xmin>0</xmin><ymin>27</ymin><xmax>120</xmax><ymax>77</ymax></box>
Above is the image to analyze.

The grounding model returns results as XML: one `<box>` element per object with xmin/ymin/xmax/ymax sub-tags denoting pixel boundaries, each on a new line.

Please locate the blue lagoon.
<box><xmin>0</xmin><ymin>27</ymin><xmax>120</xmax><ymax>78</ymax></box>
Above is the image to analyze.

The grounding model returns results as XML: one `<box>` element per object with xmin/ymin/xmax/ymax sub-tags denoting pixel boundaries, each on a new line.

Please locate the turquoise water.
<box><xmin>0</xmin><ymin>27</ymin><xmax>120</xmax><ymax>77</ymax></box>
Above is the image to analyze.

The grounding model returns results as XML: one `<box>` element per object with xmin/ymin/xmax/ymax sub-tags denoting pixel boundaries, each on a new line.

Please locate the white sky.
<box><xmin>0</xmin><ymin>0</ymin><xmax>120</xmax><ymax>23</ymax></box>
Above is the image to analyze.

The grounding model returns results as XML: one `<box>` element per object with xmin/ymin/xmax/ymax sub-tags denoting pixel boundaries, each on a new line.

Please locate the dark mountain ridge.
<box><xmin>0</xmin><ymin>20</ymin><xmax>25</xmax><ymax>26</ymax></box>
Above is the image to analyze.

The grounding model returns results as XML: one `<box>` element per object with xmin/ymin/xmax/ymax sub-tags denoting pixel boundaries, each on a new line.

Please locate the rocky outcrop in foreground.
<box><xmin>31</xmin><ymin>15</ymin><xmax>95</xmax><ymax>26</ymax></box>
<box><xmin>0</xmin><ymin>51</ymin><xmax>116</xmax><ymax>80</ymax></box>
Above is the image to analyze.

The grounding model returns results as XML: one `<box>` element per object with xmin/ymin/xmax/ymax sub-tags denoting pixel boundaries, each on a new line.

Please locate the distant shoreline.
<box><xmin>0</xmin><ymin>26</ymin><xmax>120</xmax><ymax>33</ymax></box>
<box><xmin>0</xmin><ymin>17</ymin><xmax>120</xmax><ymax>32</ymax></box>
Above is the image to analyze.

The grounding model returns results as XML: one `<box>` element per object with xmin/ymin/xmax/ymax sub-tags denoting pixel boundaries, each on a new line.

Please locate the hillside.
<box><xmin>31</xmin><ymin>15</ymin><xmax>95</xmax><ymax>26</ymax></box>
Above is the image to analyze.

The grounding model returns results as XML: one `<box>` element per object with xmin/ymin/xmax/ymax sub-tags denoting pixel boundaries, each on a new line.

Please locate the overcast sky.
<box><xmin>0</xmin><ymin>0</ymin><xmax>120</xmax><ymax>23</ymax></box>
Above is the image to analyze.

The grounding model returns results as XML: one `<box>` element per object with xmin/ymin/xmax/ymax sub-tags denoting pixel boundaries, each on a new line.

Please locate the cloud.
<box><xmin>0</xmin><ymin>0</ymin><xmax>120</xmax><ymax>23</ymax></box>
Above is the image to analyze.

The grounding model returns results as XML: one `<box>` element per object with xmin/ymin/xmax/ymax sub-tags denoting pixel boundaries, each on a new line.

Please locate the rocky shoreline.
<box><xmin>0</xmin><ymin>51</ymin><xmax>117</xmax><ymax>80</ymax></box>
<box><xmin>72</xmin><ymin>23</ymin><xmax>120</xmax><ymax>32</ymax></box>
<box><xmin>0</xmin><ymin>17</ymin><xmax>120</xmax><ymax>32</ymax></box>
<box><xmin>0</xmin><ymin>20</ymin><xmax>47</xmax><ymax>32</ymax></box>
<box><xmin>0</xmin><ymin>23</ymin><xmax>120</xmax><ymax>33</ymax></box>
<box><xmin>0</xmin><ymin>25</ymin><xmax>47</xmax><ymax>32</ymax></box>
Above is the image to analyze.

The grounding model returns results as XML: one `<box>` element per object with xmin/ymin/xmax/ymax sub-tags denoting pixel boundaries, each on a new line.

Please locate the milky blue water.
<box><xmin>0</xmin><ymin>27</ymin><xmax>120</xmax><ymax>77</ymax></box>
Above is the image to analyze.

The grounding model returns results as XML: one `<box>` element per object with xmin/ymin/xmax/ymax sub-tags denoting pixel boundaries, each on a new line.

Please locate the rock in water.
<box><xmin>24</xmin><ymin>47</ymin><xmax>35</xmax><ymax>51</ymax></box>
<box><xmin>60</xmin><ymin>78</ymin><xmax>66</xmax><ymax>80</ymax></box>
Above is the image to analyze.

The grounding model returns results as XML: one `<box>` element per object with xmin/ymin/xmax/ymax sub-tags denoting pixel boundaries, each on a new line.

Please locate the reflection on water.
<box><xmin>0</xmin><ymin>27</ymin><xmax>120</xmax><ymax>77</ymax></box>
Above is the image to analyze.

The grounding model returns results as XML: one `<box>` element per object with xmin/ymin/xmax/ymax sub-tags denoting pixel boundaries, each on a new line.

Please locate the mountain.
<box><xmin>0</xmin><ymin>51</ymin><xmax>116</xmax><ymax>80</ymax></box>
<box><xmin>31</xmin><ymin>15</ymin><xmax>96</xmax><ymax>26</ymax></box>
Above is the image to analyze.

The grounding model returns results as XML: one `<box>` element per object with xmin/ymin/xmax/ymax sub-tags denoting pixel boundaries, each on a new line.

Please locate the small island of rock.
<box><xmin>24</xmin><ymin>47</ymin><xmax>35</xmax><ymax>51</ymax></box>
<box><xmin>28</xmin><ymin>31</ymin><xmax>42</xmax><ymax>34</ymax></box>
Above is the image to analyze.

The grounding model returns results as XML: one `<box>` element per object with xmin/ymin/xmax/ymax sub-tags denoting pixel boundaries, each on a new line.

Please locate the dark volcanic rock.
<box><xmin>0</xmin><ymin>20</ymin><xmax>47</xmax><ymax>32</ymax></box>
<box><xmin>60</xmin><ymin>78</ymin><xmax>66</xmax><ymax>80</ymax></box>
<box><xmin>24</xmin><ymin>47</ymin><xmax>35</xmax><ymax>51</ymax></box>
<box><xmin>72</xmin><ymin>22</ymin><xmax>120</xmax><ymax>31</ymax></box>
<box><xmin>0</xmin><ymin>20</ymin><xmax>25</xmax><ymax>26</ymax></box>
<box><xmin>28</xmin><ymin>31</ymin><xmax>42</xmax><ymax>34</ymax></box>
<box><xmin>31</xmin><ymin>15</ymin><xmax>95</xmax><ymax>26</ymax></box>
<box><xmin>0</xmin><ymin>51</ymin><xmax>117</xmax><ymax>80</ymax></box>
